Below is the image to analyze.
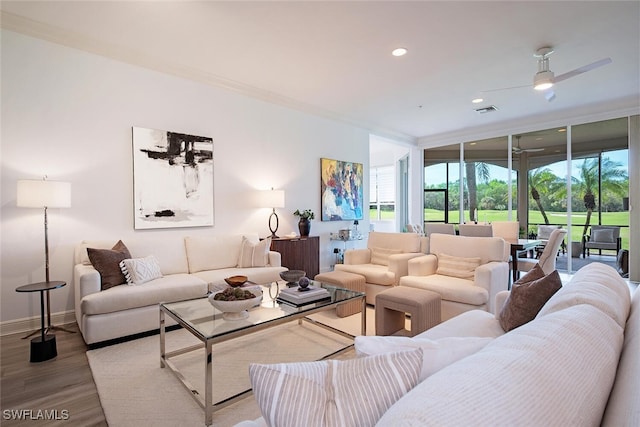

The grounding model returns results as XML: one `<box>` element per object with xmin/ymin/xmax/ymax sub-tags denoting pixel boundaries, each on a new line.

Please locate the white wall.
<box><xmin>0</xmin><ymin>30</ymin><xmax>369</xmax><ymax>328</ymax></box>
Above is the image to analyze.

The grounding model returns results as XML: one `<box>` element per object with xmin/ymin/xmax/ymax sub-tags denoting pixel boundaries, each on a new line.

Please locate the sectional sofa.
<box><xmin>74</xmin><ymin>234</ymin><xmax>286</xmax><ymax>344</ymax></box>
<box><xmin>239</xmin><ymin>262</ymin><xmax>638</xmax><ymax>426</ymax></box>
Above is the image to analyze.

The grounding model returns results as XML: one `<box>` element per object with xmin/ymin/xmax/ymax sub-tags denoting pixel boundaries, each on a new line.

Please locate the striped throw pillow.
<box><xmin>370</xmin><ymin>247</ymin><xmax>402</xmax><ymax>266</ymax></box>
<box><xmin>436</xmin><ymin>253</ymin><xmax>481</xmax><ymax>280</ymax></box>
<box><xmin>250</xmin><ymin>349</ymin><xmax>423</xmax><ymax>427</ymax></box>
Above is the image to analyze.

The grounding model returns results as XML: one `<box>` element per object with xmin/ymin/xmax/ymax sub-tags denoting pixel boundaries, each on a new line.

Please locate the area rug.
<box><xmin>87</xmin><ymin>308</ymin><xmax>375</xmax><ymax>427</ymax></box>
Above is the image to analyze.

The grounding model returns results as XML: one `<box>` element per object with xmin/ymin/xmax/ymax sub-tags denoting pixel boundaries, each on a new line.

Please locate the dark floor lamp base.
<box><xmin>30</xmin><ymin>334</ymin><xmax>57</xmax><ymax>363</ymax></box>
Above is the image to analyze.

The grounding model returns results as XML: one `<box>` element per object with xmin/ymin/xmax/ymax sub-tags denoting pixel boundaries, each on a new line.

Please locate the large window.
<box><xmin>369</xmin><ymin>166</ymin><xmax>395</xmax><ymax>220</ymax></box>
<box><xmin>423</xmin><ymin>117</ymin><xmax>630</xmax><ymax>273</ymax></box>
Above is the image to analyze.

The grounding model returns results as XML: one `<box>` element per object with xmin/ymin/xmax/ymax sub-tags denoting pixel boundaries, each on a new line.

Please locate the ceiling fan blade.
<box><xmin>481</xmin><ymin>83</ymin><xmax>530</xmax><ymax>93</ymax></box>
<box><xmin>523</xmin><ymin>148</ymin><xmax>545</xmax><ymax>152</ymax></box>
<box><xmin>553</xmin><ymin>57</ymin><xmax>612</xmax><ymax>83</ymax></box>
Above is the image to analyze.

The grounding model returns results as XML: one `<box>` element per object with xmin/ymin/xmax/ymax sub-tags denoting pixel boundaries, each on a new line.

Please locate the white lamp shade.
<box><xmin>17</xmin><ymin>180</ymin><xmax>71</xmax><ymax>208</ymax></box>
<box><xmin>257</xmin><ymin>189</ymin><xmax>285</xmax><ymax>208</ymax></box>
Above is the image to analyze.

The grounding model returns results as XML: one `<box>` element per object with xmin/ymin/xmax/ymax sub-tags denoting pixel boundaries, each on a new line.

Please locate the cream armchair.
<box><xmin>335</xmin><ymin>231</ymin><xmax>428</xmax><ymax>305</ymax></box>
<box><xmin>399</xmin><ymin>234</ymin><xmax>509</xmax><ymax>321</ymax></box>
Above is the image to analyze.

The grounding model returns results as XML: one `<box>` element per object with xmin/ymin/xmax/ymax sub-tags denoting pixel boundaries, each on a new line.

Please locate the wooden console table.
<box><xmin>271</xmin><ymin>236</ymin><xmax>319</xmax><ymax>278</ymax></box>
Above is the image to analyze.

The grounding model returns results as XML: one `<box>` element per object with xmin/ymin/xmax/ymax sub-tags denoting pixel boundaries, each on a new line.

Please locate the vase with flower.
<box><xmin>293</xmin><ymin>209</ymin><xmax>314</xmax><ymax>237</ymax></box>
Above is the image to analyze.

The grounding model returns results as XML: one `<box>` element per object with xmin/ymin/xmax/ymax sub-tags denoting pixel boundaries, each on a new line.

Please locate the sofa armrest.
<box><xmin>74</xmin><ymin>263</ymin><xmax>101</xmax><ymax>327</ymax></box>
<box><xmin>344</xmin><ymin>248</ymin><xmax>371</xmax><ymax>265</ymax></box>
<box><xmin>389</xmin><ymin>253</ymin><xmax>426</xmax><ymax>284</ymax></box>
<box><xmin>267</xmin><ymin>250</ymin><xmax>282</xmax><ymax>267</ymax></box>
<box><xmin>407</xmin><ymin>254</ymin><xmax>438</xmax><ymax>276</ymax></box>
<box><xmin>474</xmin><ymin>261</ymin><xmax>509</xmax><ymax>313</ymax></box>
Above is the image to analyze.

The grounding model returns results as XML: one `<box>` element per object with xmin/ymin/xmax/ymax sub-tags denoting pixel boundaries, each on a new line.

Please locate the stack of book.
<box><xmin>277</xmin><ymin>285</ymin><xmax>331</xmax><ymax>306</ymax></box>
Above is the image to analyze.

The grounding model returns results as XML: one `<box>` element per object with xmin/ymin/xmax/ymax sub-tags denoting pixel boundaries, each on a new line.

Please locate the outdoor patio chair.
<box><xmin>583</xmin><ymin>225</ymin><xmax>622</xmax><ymax>258</ymax></box>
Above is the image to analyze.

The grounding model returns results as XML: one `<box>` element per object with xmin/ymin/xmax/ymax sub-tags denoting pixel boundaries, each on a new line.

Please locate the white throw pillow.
<box><xmin>118</xmin><ymin>255</ymin><xmax>162</xmax><ymax>285</ymax></box>
<box><xmin>249</xmin><ymin>349</ymin><xmax>422</xmax><ymax>427</ymax></box>
<box><xmin>237</xmin><ymin>236</ymin><xmax>271</xmax><ymax>268</ymax></box>
<box><xmin>355</xmin><ymin>335</ymin><xmax>493</xmax><ymax>381</ymax></box>
<box><xmin>436</xmin><ymin>253</ymin><xmax>481</xmax><ymax>279</ymax></box>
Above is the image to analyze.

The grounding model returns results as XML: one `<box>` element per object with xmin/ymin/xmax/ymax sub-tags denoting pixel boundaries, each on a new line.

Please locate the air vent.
<box><xmin>475</xmin><ymin>105</ymin><xmax>498</xmax><ymax>114</ymax></box>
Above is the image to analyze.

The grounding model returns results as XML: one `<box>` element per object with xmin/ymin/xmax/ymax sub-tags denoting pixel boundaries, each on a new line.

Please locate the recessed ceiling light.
<box><xmin>392</xmin><ymin>47</ymin><xmax>408</xmax><ymax>57</ymax></box>
<box><xmin>472</xmin><ymin>98</ymin><xmax>484</xmax><ymax>104</ymax></box>
<box><xmin>558</xmin><ymin>128</ymin><xmax>567</xmax><ymax>132</ymax></box>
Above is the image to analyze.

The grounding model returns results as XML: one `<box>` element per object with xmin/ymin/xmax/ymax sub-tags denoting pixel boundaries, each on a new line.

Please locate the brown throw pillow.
<box><xmin>87</xmin><ymin>240</ymin><xmax>132</xmax><ymax>290</ymax></box>
<box><xmin>499</xmin><ymin>264</ymin><xmax>562</xmax><ymax>332</ymax></box>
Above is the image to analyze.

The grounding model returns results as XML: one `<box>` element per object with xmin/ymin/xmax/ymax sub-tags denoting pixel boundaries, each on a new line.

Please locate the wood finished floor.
<box><xmin>0</xmin><ymin>323</ymin><xmax>107</xmax><ymax>426</ymax></box>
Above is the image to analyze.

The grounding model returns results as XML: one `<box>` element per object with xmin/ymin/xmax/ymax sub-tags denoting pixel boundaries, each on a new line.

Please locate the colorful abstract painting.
<box><xmin>132</xmin><ymin>127</ymin><xmax>214</xmax><ymax>229</ymax></box>
<box><xmin>321</xmin><ymin>158</ymin><xmax>364</xmax><ymax>221</ymax></box>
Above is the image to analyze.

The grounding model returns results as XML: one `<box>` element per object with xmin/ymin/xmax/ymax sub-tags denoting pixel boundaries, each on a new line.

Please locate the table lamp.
<box><xmin>17</xmin><ymin>177</ymin><xmax>72</xmax><ymax>335</ymax></box>
<box><xmin>258</xmin><ymin>188</ymin><xmax>285</xmax><ymax>238</ymax></box>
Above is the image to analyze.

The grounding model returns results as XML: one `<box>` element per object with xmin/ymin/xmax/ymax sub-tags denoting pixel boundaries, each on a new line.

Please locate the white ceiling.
<box><xmin>2</xmin><ymin>1</ymin><xmax>639</xmax><ymax>146</ymax></box>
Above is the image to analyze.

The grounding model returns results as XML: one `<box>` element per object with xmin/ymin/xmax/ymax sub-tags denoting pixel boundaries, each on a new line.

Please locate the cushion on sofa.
<box><xmin>237</xmin><ymin>236</ymin><xmax>271</xmax><ymax>268</ymax></box>
<box><xmin>400</xmin><ymin>275</ymin><xmax>488</xmax><ymax>306</ymax></box>
<box><xmin>429</xmin><ymin>234</ymin><xmax>505</xmax><ymax>265</ymax></box>
<box><xmin>436</xmin><ymin>253</ymin><xmax>481</xmax><ymax>280</ymax></box>
<box><xmin>370</xmin><ymin>247</ymin><xmax>402</xmax><ymax>266</ymax></box>
<box><xmin>602</xmin><ymin>288</ymin><xmax>640</xmax><ymax>426</ymax></box>
<box><xmin>499</xmin><ymin>264</ymin><xmax>561</xmax><ymax>331</ymax></box>
<box><xmin>87</xmin><ymin>240</ymin><xmax>132</xmax><ymax>290</ymax></box>
<box><xmin>119</xmin><ymin>255</ymin><xmax>163</xmax><ymax>285</ymax></box>
<box><xmin>537</xmin><ymin>263</ymin><xmax>631</xmax><ymax>328</ymax></box>
<box><xmin>367</xmin><ymin>231</ymin><xmax>422</xmax><ymax>253</ymax></box>
<box><xmin>334</xmin><ymin>263</ymin><xmax>395</xmax><ymax>286</ymax></box>
<box><xmin>80</xmin><ymin>274</ymin><xmax>208</xmax><ymax>315</ymax></box>
<box><xmin>185</xmin><ymin>235</ymin><xmax>252</xmax><ymax>273</ymax></box>
<box><xmin>377</xmin><ymin>304</ymin><xmax>625</xmax><ymax>426</ymax></box>
<box><xmin>79</xmin><ymin>238</ymin><xmax>189</xmax><ymax>275</ymax></box>
<box><xmin>250</xmin><ymin>349</ymin><xmax>423</xmax><ymax>427</ymax></box>
<box><xmin>355</xmin><ymin>336</ymin><xmax>492</xmax><ymax>381</ymax></box>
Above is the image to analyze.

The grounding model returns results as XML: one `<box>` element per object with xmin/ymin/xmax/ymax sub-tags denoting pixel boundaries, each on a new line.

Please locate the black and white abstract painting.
<box><xmin>132</xmin><ymin>127</ymin><xmax>214</xmax><ymax>229</ymax></box>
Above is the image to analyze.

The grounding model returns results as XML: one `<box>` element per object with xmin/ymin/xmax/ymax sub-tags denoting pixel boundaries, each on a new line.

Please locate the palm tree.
<box><xmin>529</xmin><ymin>168</ymin><xmax>564</xmax><ymax>225</ymax></box>
<box><xmin>465</xmin><ymin>162</ymin><xmax>490</xmax><ymax>222</ymax></box>
<box><xmin>576</xmin><ymin>157</ymin><xmax>627</xmax><ymax>238</ymax></box>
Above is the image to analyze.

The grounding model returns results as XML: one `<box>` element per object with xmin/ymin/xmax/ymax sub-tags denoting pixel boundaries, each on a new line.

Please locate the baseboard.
<box><xmin>0</xmin><ymin>310</ymin><xmax>76</xmax><ymax>337</ymax></box>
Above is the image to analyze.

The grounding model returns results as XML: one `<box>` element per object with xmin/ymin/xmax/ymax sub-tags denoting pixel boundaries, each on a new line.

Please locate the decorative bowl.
<box><xmin>279</xmin><ymin>270</ymin><xmax>306</xmax><ymax>287</ymax></box>
<box><xmin>224</xmin><ymin>275</ymin><xmax>248</xmax><ymax>287</ymax></box>
<box><xmin>208</xmin><ymin>288</ymin><xmax>262</xmax><ymax>320</ymax></box>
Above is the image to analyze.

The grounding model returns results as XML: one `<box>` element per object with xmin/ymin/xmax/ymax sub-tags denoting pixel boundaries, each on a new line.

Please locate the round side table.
<box><xmin>16</xmin><ymin>281</ymin><xmax>66</xmax><ymax>363</ymax></box>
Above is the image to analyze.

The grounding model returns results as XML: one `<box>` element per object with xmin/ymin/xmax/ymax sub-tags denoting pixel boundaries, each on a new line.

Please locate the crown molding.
<box><xmin>1</xmin><ymin>11</ymin><xmax>417</xmax><ymax>145</ymax></box>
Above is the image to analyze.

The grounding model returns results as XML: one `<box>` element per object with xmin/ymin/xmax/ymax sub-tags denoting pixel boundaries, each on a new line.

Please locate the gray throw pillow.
<box><xmin>499</xmin><ymin>264</ymin><xmax>562</xmax><ymax>332</ymax></box>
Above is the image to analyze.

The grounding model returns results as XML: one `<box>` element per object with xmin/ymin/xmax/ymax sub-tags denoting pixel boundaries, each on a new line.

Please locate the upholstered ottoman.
<box><xmin>375</xmin><ymin>287</ymin><xmax>441</xmax><ymax>336</ymax></box>
<box><xmin>314</xmin><ymin>271</ymin><xmax>366</xmax><ymax>317</ymax></box>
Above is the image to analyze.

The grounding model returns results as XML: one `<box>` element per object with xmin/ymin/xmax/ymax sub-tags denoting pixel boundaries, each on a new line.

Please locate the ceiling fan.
<box><xmin>483</xmin><ymin>46</ymin><xmax>612</xmax><ymax>102</ymax></box>
<box><xmin>512</xmin><ymin>135</ymin><xmax>544</xmax><ymax>154</ymax></box>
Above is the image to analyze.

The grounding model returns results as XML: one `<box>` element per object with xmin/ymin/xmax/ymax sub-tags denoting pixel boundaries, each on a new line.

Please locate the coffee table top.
<box><xmin>160</xmin><ymin>281</ymin><xmax>363</xmax><ymax>341</ymax></box>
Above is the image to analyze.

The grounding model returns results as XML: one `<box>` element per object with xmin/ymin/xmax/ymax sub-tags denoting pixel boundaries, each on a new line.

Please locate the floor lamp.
<box><xmin>17</xmin><ymin>178</ymin><xmax>74</xmax><ymax>335</ymax></box>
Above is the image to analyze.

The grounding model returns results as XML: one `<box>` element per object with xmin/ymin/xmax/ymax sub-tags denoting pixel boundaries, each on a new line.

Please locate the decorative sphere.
<box><xmin>298</xmin><ymin>276</ymin><xmax>310</xmax><ymax>289</ymax></box>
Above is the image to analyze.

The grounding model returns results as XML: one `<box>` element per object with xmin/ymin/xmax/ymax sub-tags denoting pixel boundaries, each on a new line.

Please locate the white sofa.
<box><xmin>74</xmin><ymin>234</ymin><xmax>286</xmax><ymax>344</ymax></box>
<box><xmin>238</xmin><ymin>262</ymin><xmax>638</xmax><ymax>426</ymax></box>
<box><xmin>399</xmin><ymin>233</ymin><xmax>509</xmax><ymax>321</ymax></box>
<box><xmin>334</xmin><ymin>232</ymin><xmax>428</xmax><ymax>304</ymax></box>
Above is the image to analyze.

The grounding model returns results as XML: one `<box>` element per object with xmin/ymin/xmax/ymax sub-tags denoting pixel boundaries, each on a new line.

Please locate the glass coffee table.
<box><xmin>159</xmin><ymin>281</ymin><xmax>365</xmax><ymax>426</ymax></box>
